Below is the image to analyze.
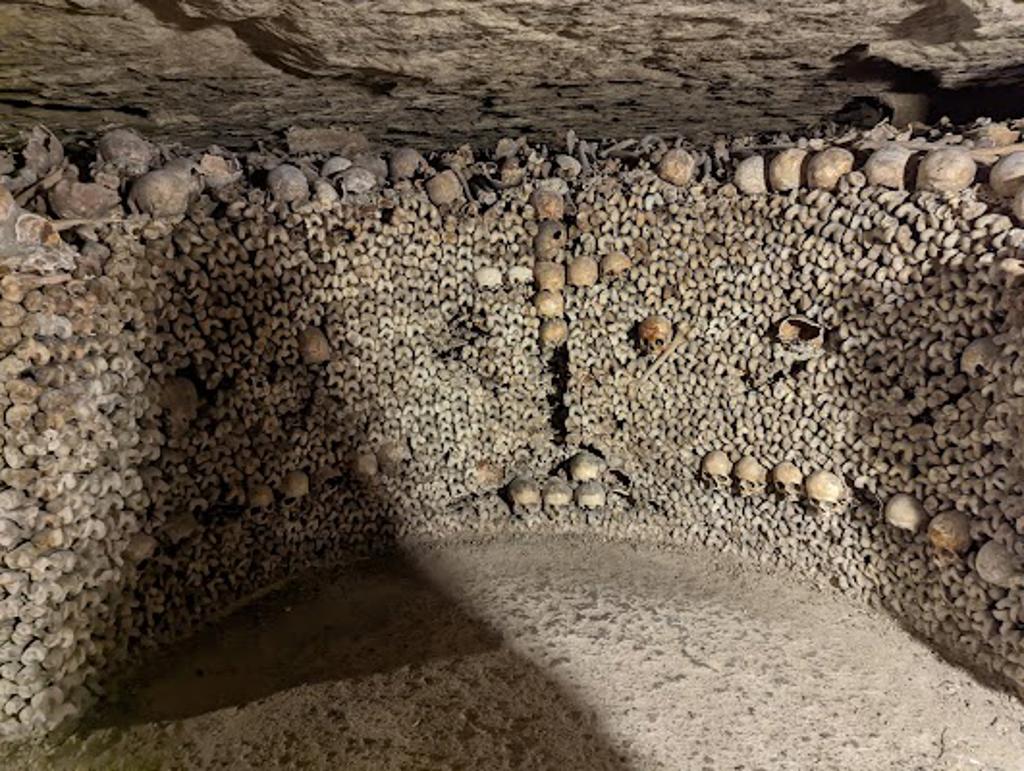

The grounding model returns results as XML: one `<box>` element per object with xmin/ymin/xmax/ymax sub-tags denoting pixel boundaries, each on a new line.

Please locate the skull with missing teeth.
<box><xmin>700</xmin><ymin>451</ymin><xmax>732</xmax><ymax>492</ymax></box>
<box><xmin>771</xmin><ymin>462</ymin><xmax>803</xmax><ymax>501</ymax></box>
<box><xmin>638</xmin><ymin>315</ymin><xmax>673</xmax><ymax>355</ymax></box>
<box><xmin>804</xmin><ymin>470</ymin><xmax>847</xmax><ymax>516</ymax></box>
<box><xmin>733</xmin><ymin>455</ymin><xmax>767</xmax><ymax>496</ymax></box>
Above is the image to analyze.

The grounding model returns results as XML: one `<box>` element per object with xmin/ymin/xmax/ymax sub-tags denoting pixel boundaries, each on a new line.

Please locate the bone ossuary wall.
<box><xmin>2</xmin><ymin>121</ymin><xmax>1024</xmax><ymax>737</ymax></box>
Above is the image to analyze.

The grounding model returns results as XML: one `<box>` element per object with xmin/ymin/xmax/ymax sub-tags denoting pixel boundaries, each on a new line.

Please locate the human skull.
<box><xmin>507</xmin><ymin>476</ymin><xmax>541</xmax><ymax>508</ymax></box>
<box><xmin>864</xmin><ymin>146</ymin><xmax>911</xmax><ymax>190</ymax></box>
<box><xmin>543</xmin><ymin>478</ymin><xmax>573</xmax><ymax>507</ymax></box>
<box><xmin>48</xmin><ymin>178</ymin><xmax>120</xmax><ymax>220</ymax></box>
<box><xmin>376</xmin><ymin>440</ymin><xmax>410</xmax><ymax>475</ymax></box>
<box><xmin>321</xmin><ymin>156</ymin><xmax>352</xmax><ymax>177</ymax></box>
<box><xmin>534</xmin><ymin>261</ymin><xmax>566</xmax><ymax>291</ymax></box>
<box><xmin>657</xmin><ymin>148</ymin><xmax>696</xmax><ymax>187</ymax></box>
<box><xmin>534</xmin><ymin>290</ymin><xmax>565</xmax><ymax>318</ymax></box>
<box><xmin>770</xmin><ymin>462</ymin><xmax>803</xmax><ymax>501</ymax></box>
<box><xmin>700</xmin><ymin>451</ymin><xmax>732</xmax><ymax>492</ymax></box>
<box><xmin>474</xmin><ymin>266</ymin><xmax>502</xmax><ymax>288</ymax></box>
<box><xmin>533</xmin><ymin>220</ymin><xmax>566</xmax><ymax>259</ymax></box>
<box><xmin>388</xmin><ymin>147</ymin><xmax>428</xmax><ymax>182</ymax></box>
<box><xmin>777</xmin><ymin>316</ymin><xmax>824</xmax><ymax>349</ymax></box>
<box><xmin>129</xmin><ymin>163</ymin><xmax>200</xmax><ymax>218</ymax></box>
<box><xmin>600</xmin><ymin>252</ymin><xmax>631</xmax><ymax>279</ymax></box>
<box><xmin>883</xmin><ymin>494</ymin><xmax>926</xmax><ymax>533</ymax></box>
<box><xmin>266</xmin><ymin>163</ymin><xmax>310</xmax><ymax>204</ymax></box>
<box><xmin>734</xmin><ymin>155</ymin><xmax>767</xmax><ymax>194</ymax></box>
<box><xmin>97</xmin><ymin>127</ymin><xmax>157</xmax><ymax>176</ymax></box>
<box><xmin>539</xmin><ymin>318</ymin><xmax>569</xmax><ymax>347</ymax></box>
<box><xmin>530</xmin><ymin>189</ymin><xmax>565</xmax><ymax>220</ymax></box>
<box><xmin>768</xmin><ymin>148</ymin><xmax>807</xmax><ymax>191</ymax></box>
<box><xmin>806</xmin><ymin>148</ymin><xmax>854</xmax><ymax>191</ymax></box>
<box><xmin>352</xmin><ymin>450</ymin><xmax>379</xmax><ymax>480</ymax></box>
<box><xmin>568</xmin><ymin>451</ymin><xmax>604</xmax><ymax>482</ymax></box>
<box><xmin>298</xmin><ymin>327</ymin><xmax>331</xmax><ymax>364</ymax></box>
<box><xmin>575</xmin><ymin>481</ymin><xmax>606</xmax><ymax>509</ymax></box>
<box><xmin>989</xmin><ymin>151</ymin><xmax>1024</xmax><ymax>197</ymax></box>
<box><xmin>161</xmin><ymin>376</ymin><xmax>199</xmax><ymax>431</ymax></box>
<box><xmin>733</xmin><ymin>455</ymin><xmax>767</xmax><ymax>496</ymax></box>
<box><xmin>339</xmin><ymin>166</ymin><xmax>378</xmax><ymax>195</ymax></box>
<box><xmin>567</xmin><ymin>255</ymin><xmax>599</xmax><ymax>287</ymax></box>
<box><xmin>916</xmin><ymin>148</ymin><xmax>976</xmax><ymax>193</ymax></box>
<box><xmin>425</xmin><ymin>170</ymin><xmax>463</xmax><ymax>207</ymax></box>
<box><xmin>927</xmin><ymin>511</ymin><xmax>971</xmax><ymax>554</ymax></box>
<box><xmin>960</xmin><ymin>336</ymin><xmax>1001</xmax><ymax>377</ymax></box>
<box><xmin>637</xmin><ymin>315</ymin><xmax>672</xmax><ymax>355</ymax></box>
<box><xmin>198</xmin><ymin>153</ymin><xmax>243</xmax><ymax>189</ymax></box>
<box><xmin>248</xmin><ymin>483</ymin><xmax>275</xmax><ymax>508</ymax></box>
<box><xmin>975</xmin><ymin>540</ymin><xmax>1021</xmax><ymax>588</ymax></box>
<box><xmin>804</xmin><ymin>470</ymin><xmax>847</xmax><ymax>515</ymax></box>
<box><xmin>280</xmin><ymin>470</ymin><xmax>310</xmax><ymax>500</ymax></box>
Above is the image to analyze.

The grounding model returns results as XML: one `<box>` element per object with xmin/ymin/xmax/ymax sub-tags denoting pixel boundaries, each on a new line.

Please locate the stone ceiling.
<box><xmin>2</xmin><ymin>0</ymin><xmax>1024</xmax><ymax>149</ymax></box>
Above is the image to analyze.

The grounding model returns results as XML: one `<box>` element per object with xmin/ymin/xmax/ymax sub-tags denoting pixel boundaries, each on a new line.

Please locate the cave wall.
<box><xmin>4</xmin><ymin>0</ymin><xmax>1024</xmax><ymax>148</ymax></box>
<box><xmin>2</xmin><ymin>122</ymin><xmax>1024</xmax><ymax>736</ymax></box>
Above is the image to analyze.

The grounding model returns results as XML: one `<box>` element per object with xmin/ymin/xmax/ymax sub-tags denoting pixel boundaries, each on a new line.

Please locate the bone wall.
<box><xmin>2</xmin><ymin>121</ymin><xmax>1024</xmax><ymax>737</ymax></box>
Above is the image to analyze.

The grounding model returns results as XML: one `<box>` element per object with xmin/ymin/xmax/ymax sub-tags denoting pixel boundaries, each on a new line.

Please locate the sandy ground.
<box><xmin>6</xmin><ymin>536</ymin><xmax>1024</xmax><ymax>770</ymax></box>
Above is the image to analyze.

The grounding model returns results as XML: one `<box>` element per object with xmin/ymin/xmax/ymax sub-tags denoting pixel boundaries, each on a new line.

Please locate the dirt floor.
<box><xmin>6</xmin><ymin>536</ymin><xmax>1024</xmax><ymax>770</ymax></box>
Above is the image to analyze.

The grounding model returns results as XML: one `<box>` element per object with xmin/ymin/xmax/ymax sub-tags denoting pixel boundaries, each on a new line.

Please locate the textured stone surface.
<box><xmin>7</xmin><ymin>538</ymin><xmax>1024</xmax><ymax>770</ymax></box>
<box><xmin>2</xmin><ymin>1</ymin><xmax>1024</xmax><ymax>148</ymax></box>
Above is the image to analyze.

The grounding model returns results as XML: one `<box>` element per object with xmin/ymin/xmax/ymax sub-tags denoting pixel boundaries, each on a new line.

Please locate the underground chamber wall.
<box><xmin>1</xmin><ymin>120</ymin><xmax>1024</xmax><ymax>736</ymax></box>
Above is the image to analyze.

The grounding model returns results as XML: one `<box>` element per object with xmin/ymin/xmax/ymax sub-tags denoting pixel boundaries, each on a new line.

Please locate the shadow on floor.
<box><xmin>81</xmin><ymin>550</ymin><xmax>636</xmax><ymax>770</ymax></box>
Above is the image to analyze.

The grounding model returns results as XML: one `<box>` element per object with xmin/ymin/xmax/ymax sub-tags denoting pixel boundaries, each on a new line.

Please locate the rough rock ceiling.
<box><xmin>2</xmin><ymin>0</ymin><xmax>1024</xmax><ymax>149</ymax></box>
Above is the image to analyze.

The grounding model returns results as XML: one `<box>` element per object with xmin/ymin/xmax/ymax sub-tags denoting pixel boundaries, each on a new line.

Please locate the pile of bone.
<box><xmin>506</xmin><ymin>450</ymin><xmax>610</xmax><ymax>514</ymax></box>
<box><xmin>727</xmin><ymin>133</ymin><xmax>1024</xmax><ymax>224</ymax></box>
<box><xmin>3</xmin><ymin>114</ymin><xmax>1024</xmax><ymax>738</ymax></box>
<box><xmin>0</xmin><ymin>200</ymin><xmax>156</xmax><ymax>734</ymax></box>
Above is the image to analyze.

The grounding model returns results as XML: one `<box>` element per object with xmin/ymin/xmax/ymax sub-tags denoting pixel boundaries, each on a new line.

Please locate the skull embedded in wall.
<box><xmin>637</xmin><ymin>315</ymin><xmax>673</xmax><ymax>356</ymax></box>
<box><xmin>533</xmin><ymin>220</ymin><xmax>566</xmax><ymax>259</ymax></box>
<box><xmin>280</xmin><ymin>470</ymin><xmax>310</xmax><ymax>501</ymax></box>
<box><xmin>960</xmin><ymin>336</ymin><xmax>1001</xmax><ymax>378</ymax></box>
<box><xmin>248</xmin><ymin>483</ymin><xmax>275</xmax><ymax>508</ymax></box>
<box><xmin>657</xmin><ymin>148</ymin><xmax>695</xmax><ymax>187</ymax></box>
<box><xmin>543</xmin><ymin>478</ymin><xmax>573</xmax><ymax>507</ymax></box>
<box><xmin>733</xmin><ymin>455</ymin><xmax>767</xmax><ymax>496</ymax></box>
<box><xmin>975</xmin><ymin>540</ymin><xmax>1022</xmax><ymax>588</ymax></box>
<box><xmin>298</xmin><ymin>327</ymin><xmax>331</xmax><ymax>365</ymax></box>
<box><xmin>530</xmin><ymin>189</ymin><xmax>565</xmax><ymax>221</ymax></box>
<box><xmin>927</xmin><ymin>511</ymin><xmax>971</xmax><ymax>554</ymax></box>
<box><xmin>864</xmin><ymin>146</ymin><xmax>912</xmax><ymax>190</ymax></box>
<box><xmin>770</xmin><ymin>461</ymin><xmax>803</xmax><ymax>501</ymax></box>
<box><xmin>575</xmin><ymin>481</ymin><xmax>606</xmax><ymax>509</ymax></box>
<box><xmin>160</xmin><ymin>376</ymin><xmax>199</xmax><ymax>432</ymax></box>
<box><xmin>916</xmin><ymin>148</ymin><xmax>976</xmax><ymax>193</ymax></box>
<box><xmin>804</xmin><ymin>470</ymin><xmax>847</xmax><ymax>516</ymax></box>
<box><xmin>700</xmin><ymin>451</ymin><xmax>732</xmax><ymax>492</ymax></box>
<box><xmin>568</xmin><ymin>451</ymin><xmax>604</xmax><ymax>482</ymax></box>
<box><xmin>507</xmin><ymin>476</ymin><xmax>541</xmax><ymax>508</ymax></box>
<box><xmin>883</xmin><ymin>494</ymin><xmax>926</xmax><ymax>533</ymax></box>
<box><xmin>806</xmin><ymin>148</ymin><xmax>854</xmax><ymax>190</ymax></box>
<box><xmin>776</xmin><ymin>316</ymin><xmax>824</xmax><ymax>355</ymax></box>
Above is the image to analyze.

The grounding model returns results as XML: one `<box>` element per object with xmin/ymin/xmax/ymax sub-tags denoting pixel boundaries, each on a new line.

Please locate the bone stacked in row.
<box><xmin>1</xmin><ymin>117</ymin><xmax>1024</xmax><ymax>737</ymax></box>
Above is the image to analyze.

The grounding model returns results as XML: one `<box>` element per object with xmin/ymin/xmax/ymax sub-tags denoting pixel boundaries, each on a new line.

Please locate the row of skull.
<box><xmin>699</xmin><ymin>451</ymin><xmax>847</xmax><ymax>515</ymax></box>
